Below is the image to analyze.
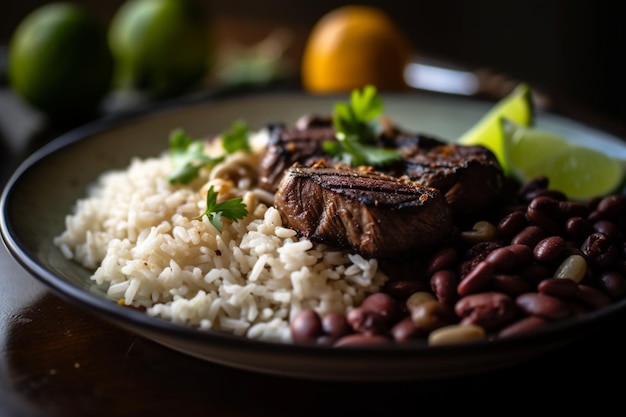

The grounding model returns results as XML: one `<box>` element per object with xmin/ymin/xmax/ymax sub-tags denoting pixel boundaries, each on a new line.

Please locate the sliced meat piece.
<box><xmin>274</xmin><ymin>164</ymin><xmax>454</xmax><ymax>258</ymax></box>
<box><xmin>396</xmin><ymin>142</ymin><xmax>505</xmax><ymax>218</ymax></box>
<box><xmin>258</xmin><ymin>116</ymin><xmax>336</xmax><ymax>193</ymax></box>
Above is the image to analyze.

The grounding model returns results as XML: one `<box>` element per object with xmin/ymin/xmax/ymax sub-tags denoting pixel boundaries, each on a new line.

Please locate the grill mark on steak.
<box><xmin>258</xmin><ymin>117</ymin><xmax>336</xmax><ymax>193</ymax></box>
<box><xmin>274</xmin><ymin>164</ymin><xmax>454</xmax><ymax>258</ymax></box>
<box><xmin>394</xmin><ymin>142</ymin><xmax>506</xmax><ymax>219</ymax></box>
<box><xmin>259</xmin><ymin>116</ymin><xmax>506</xmax><ymax>218</ymax></box>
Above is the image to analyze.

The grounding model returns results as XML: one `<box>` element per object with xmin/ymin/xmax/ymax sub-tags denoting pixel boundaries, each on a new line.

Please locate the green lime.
<box><xmin>8</xmin><ymin>3</ymin><xmax>113</xmax><ymax>121</ymax></box>
<box><xmin>505</xmin><ymin>121</ymin><xmax>569</xmax><ymax>177</ymax></box>
<box><xmin>108</xmin><ymin>0</ymin><xmax>213</xmax><ymax>98</ymax></box>
<box><xmin>504</xmin><ymin>121</ymin><xmax>626</xmax><ymax>200</ymax></box>
<box><xmin>458</xmin><ymin>83</ymin><xmax>534</xmax><ymax>175</ymax></box>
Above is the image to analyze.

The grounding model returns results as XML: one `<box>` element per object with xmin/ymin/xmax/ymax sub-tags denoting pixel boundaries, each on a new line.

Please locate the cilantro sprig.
<box><xmin>168</xmin><ymin>129</ymin><xmax>224</xmax><ymax>185</ymax></box>
<box><xmin>195</xmin><ymin>186</ymin><xmax>248</xmax><ymax>232</ymax></box>
<box><xmin>324</xmin><ymin>85</ymin><xmax>401</xmax><ymax>167</ymax></box>
<box><xmin>221</xmin><ymin>119</ymin><xmax>252</xmax><ymax>154</ymax></box>
<box><xmin>168</xmin><ymin>121</ymin><xmax>252</xmax><ymax>185</ymax></box>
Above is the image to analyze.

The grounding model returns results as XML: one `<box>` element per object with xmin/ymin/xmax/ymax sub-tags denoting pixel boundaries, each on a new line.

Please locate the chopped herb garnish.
<box><xmin>195</xmin><ymin>185</ymin><xmax>248</xmax><ymax>232</ymax></box>
<box><xmin>168</xmin><ymin>129</ymin><xmax>224</xmax><ymax>185</ymax></box>
<box><xmin>324</xmin><ymin>85</ymin><xmax>401</xmax><ymax>167</ymax></box>
<box><xmin>221</xmin><ymin>119</ymin><xmax>251</xmax><ymax>154</ymax></box>
<box><xmin>168</xmin><ymin>120</ymin><xmax>253</xmax><ymax>185</ymax></box>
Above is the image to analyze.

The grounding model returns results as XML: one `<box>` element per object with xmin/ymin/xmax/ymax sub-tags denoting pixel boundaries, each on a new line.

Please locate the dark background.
<box><xmin>1</xmin><ymin>0</ymin><xmax>625</xmax><ymax>129</ymax></box>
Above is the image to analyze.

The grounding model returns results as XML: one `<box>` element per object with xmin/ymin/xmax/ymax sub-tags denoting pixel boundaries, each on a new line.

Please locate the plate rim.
<box><xmin>2</xmin><ymin>87</ymin><xmax>626</xmax><ymax>380</ymax></box>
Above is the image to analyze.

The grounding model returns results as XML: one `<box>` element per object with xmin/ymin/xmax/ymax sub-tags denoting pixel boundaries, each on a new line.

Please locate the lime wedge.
<box><xmin>518</xmin><ymin>146</ymin><xmax>625</xmax><ymax>200</ymax></box>
<box><xmin>505</xmin><ymin>121</ymin><xmax>569</xmax><ymax>178</ymax></box>
<box><xmin>504</xmin><ymin>120</ymin><xmax>626</xmax><ymax>200</ymax></box>
<box><xmin>458</xmin><ymin>83</ymin><xmax>534</xmax><ymax>175</ymax></box>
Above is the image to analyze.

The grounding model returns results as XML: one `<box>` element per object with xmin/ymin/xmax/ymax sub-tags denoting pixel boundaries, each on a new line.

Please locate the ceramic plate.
<box><xmin>2</xmin><ymin>89</ymin><xmax>626</xmax><ymax>382</ymax></box>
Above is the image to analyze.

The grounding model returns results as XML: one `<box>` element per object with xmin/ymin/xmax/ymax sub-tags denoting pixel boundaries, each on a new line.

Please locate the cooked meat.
<box><xmin>274</xmin><ymin>163</ymin><xmax>454</xmax><ymax>258</ymax></box>
<box><xmin>259</xmin><ymin>116</ymin><xmax>505</xmax><ymax>219</ymax></box>
<box><xmin>258</xmin><ymin>116</ymin><xmax>336</xmax><ymax>193</ymax></box>
<box><xmin>393</xmin><ymin>141</ymin><xmax>506</xmax><ymax>217</ymax></box>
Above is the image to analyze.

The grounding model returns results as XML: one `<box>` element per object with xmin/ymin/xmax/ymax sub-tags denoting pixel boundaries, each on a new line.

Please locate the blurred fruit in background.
<box><xmin>7</xmin><ymin>2</ymin><xmax>113</xmax><ymax>122</ymax></box>
<box><xmin>108</xmin><ymin>0</ymin><xmax>213</xmax><ymax>98</ymax></box>
<box><xmin>301</xmin><ymin>5</ymin><xmax>412</xmax><ymax>93</ymax></box>
<box><xmin>214</xmin><ymin>28</ymin><xmax>295</xmax><ymax>88</ymax></box>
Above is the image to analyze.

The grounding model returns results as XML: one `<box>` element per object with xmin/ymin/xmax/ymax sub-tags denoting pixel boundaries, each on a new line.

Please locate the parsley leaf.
<box><xmin>168</xmin><ymin>120</ymin><xmax>253</xmax><ymax>185</ymax></box>
<box><xmin>221</xmin><ymin>119</ymin><xmax>251</xmax><ymax>154</ymax></box>
<box><xmin>326</xmin><ymin>85</ymin><xmax>401</xmax><ymax>167</ymax></box>
<box><xmin>168</xmin><ymin>129</ymin><xmax>224</xmax><ymax>185</ymax></box>
<box><xmin>195</xmin><ymin>185</ymin><xmax>248</xmax><ymax>232</ymax></box>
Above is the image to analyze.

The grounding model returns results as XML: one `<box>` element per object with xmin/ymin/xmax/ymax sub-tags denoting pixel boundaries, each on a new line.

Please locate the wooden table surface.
<box><xmin>1</xmin><ymin>82</ymin><xmax>626</xmax><ymax>417</ymax></box>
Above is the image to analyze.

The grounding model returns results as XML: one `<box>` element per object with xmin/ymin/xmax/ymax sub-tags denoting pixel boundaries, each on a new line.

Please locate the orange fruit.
<box><xmin>301</xmin><ymin>5</ymin><xmax>412</xmax><ymax>93</ymax></box>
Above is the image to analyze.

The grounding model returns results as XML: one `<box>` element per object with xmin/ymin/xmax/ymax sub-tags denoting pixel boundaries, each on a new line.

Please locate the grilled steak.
<box><xmin>258</xmin><ymin>116</ymin><xmax>336</xmax><ymax>193</ymax></box>
<box><xmin>392</xmin><ymin>141</ymin><xmax>505</xmax><ymax>218</ymax></box>
<box><xmin>274</xmin><ymin>163</ymin><xmax>454</xmax><ymax>258</ymax></box>
<box><xmin>262</xmin><ymin>113</ymin><xmax>507</xmax><ymax>257</ymax></box>
<box><xmin>259</xmin><ymin>116</ymin><xmax>505</xmax><ymax>218</ymax></box>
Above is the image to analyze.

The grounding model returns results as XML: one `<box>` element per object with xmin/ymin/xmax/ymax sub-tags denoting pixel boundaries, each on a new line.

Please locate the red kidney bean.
<box><xmin>498</xmin><ymin>316</ymin><xmax>548</xmax><ymax>338</ymax></box>
<box><xmin>594</xmin><ymin>220</ymin><xmax>621</xmax><ymax>243</ymax></box>
<box><xmin>346</xmin><ymin>308</ymin><xmax>388</xmax><ymax>334</ymax></box>
<box><xmin>426</xmin><ymin>247</ymin><xmax>458</xmax><ymax>276</ymax></box>
<box><xmin>516</xmin><ymin>293</ymin><xmax>571</xmax><ymax>320</ymax></box>
<box><xmin>575</xmin><ymin>284</ymin><xmax>612</xmax><ymax>310</ymax></box>
<box><xmin>290</xmin><ymin>309</ymin><xmax>323</xmax><ymax>343</ymax></box>
<box><xmin>587</xmin><ymin>210</ymin><xmax>602</xmax><ymax>223</ymax></box>
<box><xmin>455</xmin><ymin>292</ymin><xmax>517</xmax><ymax>330</ymax></box>
<box><xmin>582</xmin><ymin>233</ymin><xmax>621</xmax><ymax>269</ymax></box>
<box><xmin>595</xmin><ymin>195</ymin><xmax>626</xmax><ymax>219</ymax></box>
<box><xmin>507</xmin><ymin>243</ymin><xmax>535</xmax><ymax>260</ymax></box>
<box><xmin>492</xmin><ymin>274</ymin><xmax>533</xmax><ymax>296</ymax></box>
<box><xmin>527</xmin><ymin>196</ymin><xmax>562</xmax><ymax>234</ymax></box>
<box><xmin>457</xmin><ymin>261</ymin><xmax>494</xmax><ymax>296</ymax></box>
<box><xmin>485</xmin><ymin>244</ymin><xmax>533</xmax><ymax>272</ymax></box>
<box><xmin>390</xmin><ymin>317</ymin><xmax>420</xmax><ymax>343</ymax></box>
<box><xmin>538</xmin><ymin>278</ymin><xmax>580</xmax><ymax>299</ymax></box>
<box><xmin>582</xmin><ymin>232</ymin><xmax>611</xmax><ymax>260</ymax></box>
<box><xmin>565</xmin><ymin>217</ymin><xmax>593</xmax><ymax>241</ymax></box>
<box><xmin>498</xmin><ymin>211</ymin><xmax>527</xmax><ymax>237</ymax></box>
<box><xmin>512</xmin><ymin>225</ymin><xmax>546</xmax><ymax>247</ymax></box>
<box><xmin>430</xmin><ymin>270</ymin><xmax>458</xmax><ymax>305</ymax></box>
<box><xmin>322</xmin><ymin>312</ymin><xmax>352</xmax><ymax>339</ymax></box>
<box><xmin>533</xmin><ymin>236</ymin><xmax>567</xmax><ymax>264</ymax></box>
<box><xmin>359</xmin><ymin>292</ymin><xmax>403</xmax><ymax>325</ymax></box>
<box><xmin>598</xmin><ymin>271</ymin><xmax>626</xmax><ymax>300</ymax></box>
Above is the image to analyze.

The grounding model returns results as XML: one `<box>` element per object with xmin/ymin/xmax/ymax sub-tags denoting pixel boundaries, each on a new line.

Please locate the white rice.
<box><xmin>53</xmin><ymin>130</ymin><xmax>388</xmax><ymax>343</ymax></box>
